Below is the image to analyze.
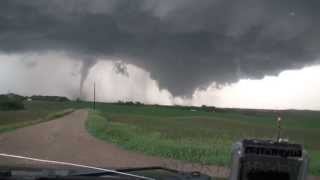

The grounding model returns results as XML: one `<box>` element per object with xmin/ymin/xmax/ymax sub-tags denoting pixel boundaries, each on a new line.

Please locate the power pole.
<box><xmin>79</xmin><ymin>86</ymin><xmax>82</xmax><ymax>101</ymax></box>
<box><xmin>93</xmin><ymin>81</ymin><xmax>96</xmax><ymax>110</ymax></box>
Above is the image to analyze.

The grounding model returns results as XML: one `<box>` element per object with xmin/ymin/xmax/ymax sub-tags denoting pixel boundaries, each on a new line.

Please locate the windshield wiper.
<box><xmin>0</xmin><ymin>153</ymin><xmax>154</xmax><ymax>180</ymax></box>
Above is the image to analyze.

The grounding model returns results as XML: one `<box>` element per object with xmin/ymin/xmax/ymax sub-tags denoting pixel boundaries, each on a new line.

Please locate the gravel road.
<box><xmin>0</xmin><ymin>109</ymin><xmax>229</xmax><ymax>178</ymax></box>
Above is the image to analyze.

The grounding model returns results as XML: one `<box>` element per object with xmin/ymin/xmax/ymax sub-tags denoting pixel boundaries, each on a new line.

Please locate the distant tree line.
<box><xmin>116</xmin><ymin>101</ymin><xmax>144</xmax><ymax>106</ymax></box>
<box><xmin>0</xmin><ymin>94</ymin><xmax>25</xmax><ymax>110</ymax></box>
<box><xmin>0</xmin><ymin>93</ymin><xmax>70</xmax><ymax>111</ymax></box>
<box><xmin>30</xmin><ymin>95</ymin><xmax>70</xmax><ymax>102</ymax></box>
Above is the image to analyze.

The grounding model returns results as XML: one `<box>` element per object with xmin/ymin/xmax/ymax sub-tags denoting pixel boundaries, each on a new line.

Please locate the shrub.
<box><xmin>0</xmin><ymin>96</ymin><xmax>25</xmax><ymax>110</ymax></box>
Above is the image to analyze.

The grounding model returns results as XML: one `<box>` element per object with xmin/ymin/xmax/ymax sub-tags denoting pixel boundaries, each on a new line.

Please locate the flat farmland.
<box><xmin>87</xmin><ymin>103</ymin><xmax>320</xmax><ymax>175</ymax></box>
<box><xmin>1</xmin><ymin>100</ymin><xmax>319</xmax><ymax>175</ymax></box>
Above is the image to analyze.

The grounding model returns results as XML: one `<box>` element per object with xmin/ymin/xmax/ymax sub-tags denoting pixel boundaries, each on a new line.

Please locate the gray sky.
<box><xmin>1</xmin><ymin>0</ymin><xmax>320</xmax><ymax>109</ymax></box>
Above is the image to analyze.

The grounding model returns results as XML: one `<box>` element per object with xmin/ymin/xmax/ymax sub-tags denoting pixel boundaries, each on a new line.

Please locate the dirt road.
<box><xmin>0</xmin><ymin>109</ymin><xmax>229</xmax><ymax>177</ymax></box>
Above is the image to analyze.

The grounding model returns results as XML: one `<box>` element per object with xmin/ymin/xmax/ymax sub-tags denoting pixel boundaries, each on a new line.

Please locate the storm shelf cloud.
<box><xmin>1</xmin><ymin>0</ymin><xmax>320</xmax><ymax>103</ymax></box>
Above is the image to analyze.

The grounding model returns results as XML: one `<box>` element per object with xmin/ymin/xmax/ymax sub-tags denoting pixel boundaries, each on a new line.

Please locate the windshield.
<box><xmin>0</xmin><ymin>0</ymin><xmax>319</xmax><ymax>179</ymax></box>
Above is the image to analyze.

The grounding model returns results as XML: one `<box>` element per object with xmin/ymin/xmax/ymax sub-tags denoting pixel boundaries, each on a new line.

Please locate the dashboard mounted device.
<box><xmin>229</xmin><ymin>139</ymin><xmax>309</xmax><ymax>180</ymax></box>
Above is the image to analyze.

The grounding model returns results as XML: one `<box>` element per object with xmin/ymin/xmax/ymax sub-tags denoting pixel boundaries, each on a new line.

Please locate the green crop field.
<box><xmin>87</xmin><ymin>103</ymin><xmax>320</xmax><ymax>175</ymax></box>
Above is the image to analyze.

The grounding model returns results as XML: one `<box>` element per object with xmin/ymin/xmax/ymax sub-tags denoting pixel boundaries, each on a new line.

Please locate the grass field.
<box><xmin>0</xmin><ymin>100</ymin><xmax>85</xmax><ymax>133</ymax></box>
<box><xmin>1</xmin><ymin>100</ymin><xmax>319</xmax><ymax>175</ymax></box>
<box><xmin>87</xmin><ymin>103</ymin><xmax>320</xmax><ymax>175</ymax></box>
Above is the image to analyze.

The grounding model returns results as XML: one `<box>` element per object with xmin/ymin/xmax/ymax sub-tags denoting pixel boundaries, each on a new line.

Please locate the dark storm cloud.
<box><xmin>1</xmin><ymin>0</ymin><xmax>320</xmax><ymax>96</ymax></box>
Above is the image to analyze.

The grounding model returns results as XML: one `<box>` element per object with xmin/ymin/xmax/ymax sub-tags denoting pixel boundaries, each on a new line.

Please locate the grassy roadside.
<box><xmin>0</xmin><ymin>108</ymin><xmax>74</xmax><ymax>134</ymax></box>
<box><xmin>86</xmin><ymin>110</ymin><xmax>232</xmax><ymax>166</ymax></box>
<box><xmin>0</xmin><ymin>100</ymin><xmax>92</xmax><ymax>134</ymax></box>
<box><xmin>86</xmin><ymin>109</ymin><xmax>320</xmax><ymax>176</ymax></box>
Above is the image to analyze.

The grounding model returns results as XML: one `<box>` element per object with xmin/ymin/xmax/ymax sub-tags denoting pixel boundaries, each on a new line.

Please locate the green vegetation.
<box><xmin>0</xmin><ymin>100</ymin><xmax>85</xmax><ymax>133</ymax></box>
<box><xmin>0</xmin><ymin>94</ymin><xmax>25</xmax><ymax>110</ymax></box>
<box><xmin>87</xmin><ymin>103</ymin><xmax>320</xmax><ymax>175</ymax></box>
<box><xmin>1</xmin><ymin>97</ymin><xmax>319</xmax><ymax>175</ymax></box>
<box><xmin>30</xmin><ymin>95</ymin><xmax>70</xmax><ymax>102</ymax></box>
<box><xmin>0</xmin><ymin>108</ymin><xmax>74</xmax><ymax>133</ymax></box>
<box><xmin>0</xmin><ymin>94</ymin><xmax>72</xmax><ymax>111</ymax></box>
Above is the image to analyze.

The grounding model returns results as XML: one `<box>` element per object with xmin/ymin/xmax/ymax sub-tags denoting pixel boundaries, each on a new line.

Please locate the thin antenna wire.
<box><xmin>277</xmin><ymin>116</ymin><xmax>282</xmax><ymax>142</ymax></box>
<box><xmin>0</xmin><ymin>153</ymin><xmax>154</xmax><ymax>180</ymax></box>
